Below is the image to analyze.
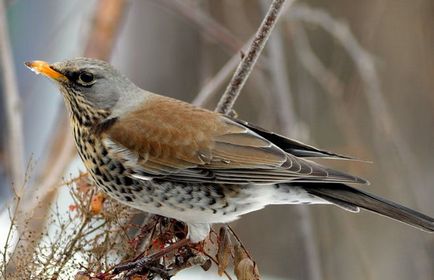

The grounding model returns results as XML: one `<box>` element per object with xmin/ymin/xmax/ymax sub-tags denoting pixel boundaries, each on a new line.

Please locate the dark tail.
<box><xmin>300</xmin><ymin>182</ymin><xmax>434</xmax><ymax>233</ymax></box>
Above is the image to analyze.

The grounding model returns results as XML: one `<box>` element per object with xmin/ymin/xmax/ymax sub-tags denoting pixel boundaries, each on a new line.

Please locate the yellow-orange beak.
<box><xmin>25</xmin><ymin>60</ymin><xmax>66</xmax><ymax>81</ymax></box>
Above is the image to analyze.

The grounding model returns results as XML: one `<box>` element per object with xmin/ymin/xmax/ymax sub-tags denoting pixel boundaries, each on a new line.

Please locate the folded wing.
<box><xmin>101</xmin><ymin>95</ymin><xmax>367</xmax><ymax>185</ymax></box>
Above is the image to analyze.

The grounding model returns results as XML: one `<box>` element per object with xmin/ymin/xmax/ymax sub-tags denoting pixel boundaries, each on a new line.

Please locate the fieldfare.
<box><xmin>26</xmin><ymin>58</ymin><xmax>434</xmax><ymax>244</ymax></box>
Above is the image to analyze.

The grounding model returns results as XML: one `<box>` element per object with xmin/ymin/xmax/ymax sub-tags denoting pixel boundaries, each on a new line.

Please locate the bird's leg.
<box><xmin>112</xmin><ymin>238</ymin><xmax>190</xmax><ymax>277</ymax></box>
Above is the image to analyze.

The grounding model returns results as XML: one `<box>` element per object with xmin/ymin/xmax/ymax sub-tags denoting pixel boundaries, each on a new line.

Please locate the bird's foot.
<box><xmin>113</xmin><ymin>256</ymin><xmax>171</xmax><ymax>279</ymax></box>
<box><xmin>112</xmin><ymin>238</ymin><xmax>190</xmax><ymax>278</ymax></box>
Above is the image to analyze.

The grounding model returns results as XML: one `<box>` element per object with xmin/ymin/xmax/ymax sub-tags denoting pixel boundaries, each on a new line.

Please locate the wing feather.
<box><xmin>101</xmin><ymin>95</ymin><xmax>367</xmax><ymax>185</ymax></box>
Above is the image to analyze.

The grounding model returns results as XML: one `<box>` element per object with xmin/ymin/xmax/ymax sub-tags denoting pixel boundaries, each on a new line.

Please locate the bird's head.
<box><xmin>25</xmin><ymin>57</ymin><xmax>146</xmax><ymax>126</ymax></box>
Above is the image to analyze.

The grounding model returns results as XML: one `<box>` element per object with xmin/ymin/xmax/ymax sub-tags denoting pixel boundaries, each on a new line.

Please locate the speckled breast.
<box><xmin>72</xmin><ymin>124</ymin><xmax>146</xmax><ymax>203</ymax></box>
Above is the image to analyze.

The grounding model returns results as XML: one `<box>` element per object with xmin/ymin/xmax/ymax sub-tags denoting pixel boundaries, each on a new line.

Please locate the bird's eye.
<box><xmin>77</xmin><ymin>71</ymin><xmax>95</xmax><ymax>85</ymax></box>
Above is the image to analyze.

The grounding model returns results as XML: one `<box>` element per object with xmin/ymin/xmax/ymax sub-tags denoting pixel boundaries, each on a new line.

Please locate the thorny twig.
<box><xmin>2</xmin><ymin>159</ymin><xmax>33</xmax><ymax>278</ymax></box>
<box><xmin>53</xmin><ymin>189</ymin><xmax>95</xmax><ymax>275</ymax></box>
<box><xmin>215</xmin><ymin>0</ymin><xmax>293</xmax><ymax>114</ymax></box>
<box><xmin>1</xmin><ymin>174</ymin><xmax>29</xmax><ymax>278</ymax></box>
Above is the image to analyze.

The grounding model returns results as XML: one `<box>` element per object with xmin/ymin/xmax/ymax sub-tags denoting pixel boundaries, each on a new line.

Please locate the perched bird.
<box><xmin>26</xmin><ymin>58</ymin><xmax>434</xmax><ymax>243</ymax></box>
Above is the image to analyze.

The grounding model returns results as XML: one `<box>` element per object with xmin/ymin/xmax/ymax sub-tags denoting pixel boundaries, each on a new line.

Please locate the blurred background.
<box><xmin>1</xmin><ymin>0</ymin><xmax>434</xmax><ymax>279</ymax></box>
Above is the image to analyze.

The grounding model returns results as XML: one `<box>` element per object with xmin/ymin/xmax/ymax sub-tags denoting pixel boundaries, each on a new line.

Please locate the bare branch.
<box><xmin>193</xmin><ymin>41</ymin><xmax>250</xmax><ymax>107</ymax></box>
<box><xmin>7</xmin><ymin>0</ymin><xmax>129</xmax><ymax>275</ymax></box>
<box><xmin>265</xmin><ymin>20</ymin><xmax>297</xmax><ymax>136</ymax></box>
<box><xmin>215</xmin><ymin>0</ymin><xmax>294</xmax><ymax>115</ymax></box>
<box><xmin>84</xmin><ymin>0</ymin><xmax>129</xmax><ymax>60</ymax></box>
<box><xmin>291</xmin><ymin>23</ymin><xmax>367</xmax><ymax>157</ymax></box>
<box><xmin>0</xmin><ymin>0</ymin><xmax>25</xmax><ymax>187</ymax></box>
<box><xmin>22</xmin><ymin>0</ymin><xmax>129</xmax><ymax>213</ymax></box>
<box><xmin>288</xmin><ymin>3</ymin><xmax>422</xmax><ymax>206</ymax></box>
<box><xmin>160</xmin><ymin>0</ymin><xmax>243</xmax><ymax>54</ymax></box>
<box><xmin>292</xmin><ymin>24</ymin><xmax>344</xmax><ymax>99</ymax></box>
<box><xmin>264</xmin><ymin>14</ymin><xmax>323</xmax><ymax>279</ymax></box>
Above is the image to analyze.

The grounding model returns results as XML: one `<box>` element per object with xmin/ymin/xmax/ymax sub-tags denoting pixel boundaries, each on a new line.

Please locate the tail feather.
<box><xmin>300</xmin><ymin>183</ymin><xmax>434</xmax><ymax>233</ymax></box>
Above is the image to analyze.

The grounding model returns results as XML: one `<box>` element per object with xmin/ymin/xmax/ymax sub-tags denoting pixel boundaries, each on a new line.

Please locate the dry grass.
<box><xmin>1</xmin><ymin>172</ymin><xmax>260</xmax><ymax>279</ymax></box>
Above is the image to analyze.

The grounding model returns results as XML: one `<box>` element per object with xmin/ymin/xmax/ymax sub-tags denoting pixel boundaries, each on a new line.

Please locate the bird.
<box><xmin>25</xmin><ymin>57</ymin><xmax>434</xmax><ymax>245</ymax></box>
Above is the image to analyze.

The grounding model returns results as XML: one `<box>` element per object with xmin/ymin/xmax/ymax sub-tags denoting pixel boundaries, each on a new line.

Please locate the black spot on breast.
<box><xmin>185</xmin><ymin>187</ymin><xmax>193</xmax><ymax>195</ymax></box>
<box><xmin>101</xmin><ymin>174</ymin><xmax>111</xmax><ymax>182</ymax></box>
<box><xmin>208</xmin><ymin>198</ymin><xmax>216</xmax><ymax>205</ymax></box>
<box><xmin>125</xmin><ymin>196</ymin><xmax>132</xmax><ymax>202</ymax></box>
<box><xmin>215</xmin><ymin>186</ymin><xmax>225</xmax><ymax>198</ymax></box>
<box><xmin>132</xmin><ymin>185</ymin><xmax>143</xmax><ymax>192</ymax></box>
<box><xmin>94</xmin><ymin>167</ymin><xmax>102</xmax><ymax>176</ymax></box>
<box><xmin>108</xmin><ymin>163</ymin><xmax>116</xmax><ymax>171</ymax></box>
<box><xmin>118</xmin><ymin>164</ymin><xmax>125</xmax><ymax>174</ymax></box>
<box><xmin>123</xmin><ymin>176</ymin><xmax>133</xmax><ymax>186</ymax></box>
<box><xmin>204</xmin><ymin>189</ymin><xmax>211</xmax><ymax>198</ymax></box>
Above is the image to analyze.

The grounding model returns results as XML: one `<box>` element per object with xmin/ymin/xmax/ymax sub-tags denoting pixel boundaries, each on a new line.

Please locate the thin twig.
<box><xmin>22</xmin><ymin>0</ymin><xmax>129</xmax><ymax>216</ymax></box>
<box><xmin>289</xmin><ymin>6</ymin><xmax>432</xmax><ymax>277</ymax></box>
<box><xmin>264</xmin><ymin>16</ymin><xmax>297</xmax><ymax>136</ymax></box>
<box><xmin>7</xmin><ymin>0</ymin><xmax>129</xmax><ymax>276</ymax></box>
<box><xmin>292</xmin><ymin>24</ymin><xmax>344</xmax><ymax>99</ymax></box>
<box><xmin>22</xmin><ymin>0</ymin><xmax>129</xmax><ymax>213</ymax></box>
<box><xmin>291</xmin><ymin>23</ymin><xmax>367</xmax><ymax>157</ymax></box>
<box><xmin>202</xmin><ymin>251</ymin><xmax>233</xmax><ymax>280</ymax></box>
<box><xmin>84</xmin><ymin>0</ymin><xmax>129</xmax><ymax>59</ymax></box>
<box><xmin>264</xmin><ymin>13</ymin><xmax>323</xmax><ymax>279</ymax></box>
<box><xmin>3</xmin><ymin>159</ymin><xmax>33</xmax><ymax>277</ymax></box>
<box><xmin>53</xmin><ymin>189</ymin><xmax>94</xmax><ymax>275</ymax></box>
<box><xmin>215</xmin><ymin>0</ymin><xmax>293</xmax><ymax>114</ymax></box>
<box><xmin>193</xmin><ymin>41</ymin><xmax>250</xmax><ymax>107</ymax></box>
<box><xmin>288</xmin><ymin>3</ymin><xmax>422</xmax><ymax>206</ymax></box>
<box><xmin>159</xmin><ymin>0</ymin><xmax>243</xmax><ymax>54</ymax></box>
<box><xmin>0</xmin><ymin>0</ymin><xmax>25</xmax><ymax>187</ymax></box>
<box><xmin>194</xmin><ymin>0</ymin><xmax>295</xmax><ymax>108</ymax></box>
<box><xmin>225</xmin><ymin>225</ymin><xmax>252</xmax><ymax>260</ymax></box>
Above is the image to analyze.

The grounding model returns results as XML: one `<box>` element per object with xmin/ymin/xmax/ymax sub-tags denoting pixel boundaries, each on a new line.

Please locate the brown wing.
<box><xmin>101</xmin><ymin>95</ymin><xmax>366</xmax><ymax>185</ymax></box>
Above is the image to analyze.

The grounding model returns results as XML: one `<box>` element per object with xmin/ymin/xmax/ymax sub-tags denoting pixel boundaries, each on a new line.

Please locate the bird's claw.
<box><xmin>113</xmin><ymin>256</ymin><xmax>171</xmax><ymax>279</ymax></box>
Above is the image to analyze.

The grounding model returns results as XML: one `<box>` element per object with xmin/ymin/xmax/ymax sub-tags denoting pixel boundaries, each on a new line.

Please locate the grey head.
<box><xmin>26</xmin><ymin>57</ymin><xmax>149</xmax><ymax>124</ymax></box>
